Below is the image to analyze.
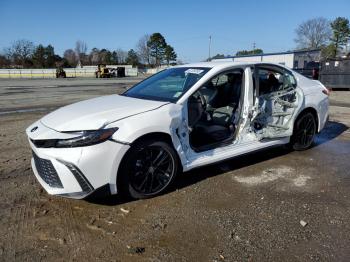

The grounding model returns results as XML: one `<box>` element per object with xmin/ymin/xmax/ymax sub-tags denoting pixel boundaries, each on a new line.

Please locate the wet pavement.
<box><xmin>0</xmin><ymin>78</ymin><xmax>349</xmax><ymax>261</ymax></box>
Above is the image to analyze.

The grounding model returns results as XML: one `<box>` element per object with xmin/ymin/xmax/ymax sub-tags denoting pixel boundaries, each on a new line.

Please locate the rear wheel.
<box><xmin>290</xmin><ymin>112</ymin><xmax>316</xmax><ymax>151</ymax></box>
<box><xmin>119</xmin><ymin>139</ymin><xmax>179</xmax><ymax>199</ymax></box>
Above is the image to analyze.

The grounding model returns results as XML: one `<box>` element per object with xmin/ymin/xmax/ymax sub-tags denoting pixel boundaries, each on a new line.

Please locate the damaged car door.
<box><xmin>250</xmin><ymin>65</ymin><xmax>303</xmax><ymax>140</ymax></box>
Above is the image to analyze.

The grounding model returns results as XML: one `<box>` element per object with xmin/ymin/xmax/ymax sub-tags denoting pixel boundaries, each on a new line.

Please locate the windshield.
<box><xmin>123</xmin><ymin>67</ymin><xmax>211</xmax><ymax>102</ymax></box>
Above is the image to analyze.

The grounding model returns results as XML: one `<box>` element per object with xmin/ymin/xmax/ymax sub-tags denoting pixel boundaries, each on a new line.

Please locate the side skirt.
<box><xmin>184</xmin><ymin>137</ymin><xmax>290</xmax><ymax>171</ymax></box>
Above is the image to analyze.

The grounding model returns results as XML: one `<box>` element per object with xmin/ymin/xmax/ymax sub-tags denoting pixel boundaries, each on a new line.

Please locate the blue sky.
<box><xmin>1</xmin><ymin>0</ymin><xmax>349</xmax><ymax>62</ymax></box>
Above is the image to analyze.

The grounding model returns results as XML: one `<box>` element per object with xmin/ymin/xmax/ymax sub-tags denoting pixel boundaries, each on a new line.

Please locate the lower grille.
<box><xmin>32</xmin><ymin>151</ymin><xmax>63</xmax><ymax>188</ymax></box>
<box><xmin>56</xmin><ymin>159</ymin><xmax>94</xmax><ymax>193</ymax></box>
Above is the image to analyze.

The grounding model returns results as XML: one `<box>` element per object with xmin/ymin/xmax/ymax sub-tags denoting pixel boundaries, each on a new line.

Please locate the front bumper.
<box><xmin>29</xmin><ymin>137</ymin><xmax>130</xmax><ymax>199</ymax></box>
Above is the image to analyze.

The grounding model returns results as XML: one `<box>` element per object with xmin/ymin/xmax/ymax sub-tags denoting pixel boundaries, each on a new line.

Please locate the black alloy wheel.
<box><xmin>291</xmin><ymin>112</ymin><xmax>316</xmax><ymax>151</ymax></box>
<box><xmin>120</xmin><ymin>140</ymin><xmax>179</xmax><ymax>199</ymax></box>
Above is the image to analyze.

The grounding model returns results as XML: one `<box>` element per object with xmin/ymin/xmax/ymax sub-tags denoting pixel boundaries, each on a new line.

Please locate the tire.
<box><xmin>119</xmin><ymin>139</ymin><xmax>179</xmax><ymax>199</ymax></box>
<box><xmin>290</xmin><ymin>112</ymin><xmax>317</xmax><ymax>151</ymax></box>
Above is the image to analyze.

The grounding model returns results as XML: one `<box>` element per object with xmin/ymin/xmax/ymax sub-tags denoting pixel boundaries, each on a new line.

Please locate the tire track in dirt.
<box><xmin>10</xmin><ymin>204</ymin><xmax>25</xmax><ymax>260</ymax></box>
<box><xmin>1</xmin><ymin>207</ymin><xmax>16</xmax><ymax>259</ymax></box>
<box><xmin>25</xmin><ymin>179</ymin><xmax>40</xmax><ymax>255</ymax></box>
<box><xmin>9</xmin><ymin>180</ymin><xmax>35</xmax><ymax>260</ymax></box>
<box><xmin>19</xmin><ymin>192</ymin><xmax>33</xmax><ymax>259</ymax></box>
<box><xmin>64</xmin><ymin>203</ymin><xmax>118</xmax><ymax>260</ymax></box>
<box><xmin>59</xmin><ymin>198</ymin><xmax>89</xmax><ymax>260</ymax></box>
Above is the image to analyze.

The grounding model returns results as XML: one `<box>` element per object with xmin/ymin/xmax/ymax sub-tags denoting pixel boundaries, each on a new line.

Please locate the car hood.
<box><xmin>41</xmin><ymin>94</ymin><xmax>168</xmax><ymax>132</ymax></box>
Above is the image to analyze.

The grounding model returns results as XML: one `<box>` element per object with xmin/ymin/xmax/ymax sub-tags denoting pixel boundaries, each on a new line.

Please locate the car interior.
<box><xmin>187</xmin><ymin>69</ymin><xmax>243</xmax><ymax>151</ymax></box>
<box><xmin>250</xmin><ymin>66</ymin><xmax>298</xmax><ymax>134</ymax></box>
<box><xmin>257</xmin><ymin>67</ymin><xmax>297</xmax><ymax>95</ymax></box>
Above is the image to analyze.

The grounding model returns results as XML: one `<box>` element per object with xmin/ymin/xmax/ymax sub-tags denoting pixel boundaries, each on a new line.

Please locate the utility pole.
<box><xmin>253</xmin><ymin>42</ymin><xmax>256</xmax><ymax>50</ymax></box>
<box><xmin>208</xmin><ymin>35</ymin><xmax>212</xmax><ymax>61</ymax></box>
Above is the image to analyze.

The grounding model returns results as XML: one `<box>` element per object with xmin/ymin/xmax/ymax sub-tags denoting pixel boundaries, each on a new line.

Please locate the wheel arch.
<box><xmin>294</xmin><ymin>106</ymin><xmax>319</xmax><ymax>133</ymax></box>
<box><xmin>130</xmin><ymin>132</ymin><xmax>174</xmax><ymax>146</ymax></box>
<box><xmin>116</xmin><ymin>131</ymin><xmax>183</xmax><ymax>190</ymax></box>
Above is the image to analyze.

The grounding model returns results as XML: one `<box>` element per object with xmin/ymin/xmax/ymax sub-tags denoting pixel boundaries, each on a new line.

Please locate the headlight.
<box><xmin>31</xmin><ymin>128</ymin><xmax>118</xmax><ymax>148</ymax></box>
<box><xmin>56</xmin><ymin>128</ymin><xmax>118</xmax><ymax>148</ymax></box>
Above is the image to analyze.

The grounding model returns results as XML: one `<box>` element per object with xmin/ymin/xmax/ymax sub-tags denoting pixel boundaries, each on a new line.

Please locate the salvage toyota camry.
<box><xmin>26</xmin><ymin>62</ymin><xmax>329</xmax><ymax>199</ymax></box>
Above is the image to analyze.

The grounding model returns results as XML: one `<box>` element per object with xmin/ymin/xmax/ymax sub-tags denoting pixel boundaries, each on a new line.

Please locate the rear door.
<box><xmin>250</xmin><ymin>65</ymin><xmax>303</xmax><ymax>139</ymax></box>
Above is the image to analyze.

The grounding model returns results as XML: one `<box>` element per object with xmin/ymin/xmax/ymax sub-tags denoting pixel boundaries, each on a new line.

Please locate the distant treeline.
<box><xmin>0</xmin><ymin>33</ymin><xmax>178</xmax><ymax>69</ymax></box>
<box><xmin>209</xmin><ymin>16</ymin><xmax>350</xmax><ymax>61</ymax></box>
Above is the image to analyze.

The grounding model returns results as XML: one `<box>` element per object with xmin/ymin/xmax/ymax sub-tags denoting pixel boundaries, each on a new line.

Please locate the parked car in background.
<box><xmin>26</xmin><ymin>61</ymin><xmax>329</xmax><ymax>199</ymax></box>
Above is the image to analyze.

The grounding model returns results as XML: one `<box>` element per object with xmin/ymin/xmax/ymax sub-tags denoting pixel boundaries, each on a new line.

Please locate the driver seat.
<box><xmin>195</xmin><ymin>123</ymin><xmax>231</xmax><ymax>142</ymax></box>
<box><xmin>188</xmin><ymin>92</ymin><xmax>233</xmax><ymax>147</ymax></box>
<box><xmin>212</xmin><ymin>106</ymin><xmax>234</xmax><ymax>126</ymax></box>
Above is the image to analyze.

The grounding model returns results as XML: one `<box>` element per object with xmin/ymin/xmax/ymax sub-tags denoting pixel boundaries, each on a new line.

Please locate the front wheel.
<box><xmin>119</xmin><ymin>140</ymin><xmax>179</xmax><ymax>199</ymax></box>
<box><xmin>290</xmin><ymin>112</ymin><xmax>316</xmax><ymax>151</ymax></box>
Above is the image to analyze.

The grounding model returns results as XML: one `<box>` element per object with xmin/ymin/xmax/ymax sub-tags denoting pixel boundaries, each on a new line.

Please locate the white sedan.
<box><xmin>26</xmin><ymin>62</ymin><xmax>329</xmax><ymax>199</ymax></box>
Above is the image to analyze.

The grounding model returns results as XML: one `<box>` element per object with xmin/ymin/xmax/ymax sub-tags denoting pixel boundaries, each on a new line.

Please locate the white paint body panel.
<box><xmin>26</xmin><ymin>61</ymin><xmax>329</xmax><ymax>198</ymax></box>
<box><xmin>27</xmin><ymin>121</ymin><xmax>130</xmax><ymax>198</ymax></box>
<box><xmin>41</xmin><ymin>94</ymin><xmax>167</xmax><ymax>132</ymax></box>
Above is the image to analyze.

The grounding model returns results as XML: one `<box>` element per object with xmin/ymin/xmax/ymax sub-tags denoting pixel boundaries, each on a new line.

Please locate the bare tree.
<box><xmin>136</xmin><ymin>34</ymin><xmax>151</xmax><ymax>65</ymax></box>
<box><xmin>75</xmin><ymin>40</ymin><xmax>88</xmax><ymax>66</ymax></box>
<box><xmin>89</xmin><ymin>48</ymin><xmax>101</xmax><ymax>65</ymax></box>
<box><xmin>295</xmin><ymin>17</ymin><xmax>331</xmax><ymax>49</ymax></box>
<box><xmin>63</xmin><ymin>49</ymin><xmax>78</xmax><ymax>67</ymax></box>
<box><xmin>115</xmin><ymin>48</ymin><xmax>127</xmax><ymax>64</ymax></box>
<box><xmin>6</xmin><ymin>39</ymin><xmax>35</xmax><ymax>67</ymax></box>
<box><xmin>0</xmin><ymin>54</ymin><xmax>10</xmax><ymax>68</ymax></box>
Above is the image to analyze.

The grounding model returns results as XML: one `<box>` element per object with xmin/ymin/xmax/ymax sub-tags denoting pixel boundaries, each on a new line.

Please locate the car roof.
<box><xmin>175</xmin><ymin>61</ymin><xmax>289</xmax><ymax>70</ymax></box>
<box><xmin>175</xmin><ymin>61</ymin><xmax>248</xmax><ymax>68</ymax></box>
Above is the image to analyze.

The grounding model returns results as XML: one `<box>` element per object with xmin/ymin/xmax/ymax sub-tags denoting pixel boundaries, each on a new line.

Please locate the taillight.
<box><xmin>322</xmin><ymin>88</ymin><xmax>331</xmax><ymax>96</ymax></box>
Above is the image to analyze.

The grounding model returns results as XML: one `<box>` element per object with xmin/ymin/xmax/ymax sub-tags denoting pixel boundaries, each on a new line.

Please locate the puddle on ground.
<box><xmin>233</xmin><ymin>165</ymin><xmax>312</xmax><ymax>189</ymax></box>
<box><xmin>292</xmin><ymin>175</ymin><xmax>311</xmax><ymax>187</ymax></box>
<box><xmin>234</xmin><ymin>166</ymin><xmax>293</xmax><ymax>185</ymax></box>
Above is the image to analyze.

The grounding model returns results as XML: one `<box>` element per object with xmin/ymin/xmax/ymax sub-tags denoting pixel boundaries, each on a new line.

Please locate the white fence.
<box><xmin>0</xmin><ymin>66</ymin><xmax>138</xmax><ymax>78</ymax></box>
<box><xmin>139</xmin><ymin>66</ymin><xmax>170</xmax><ymax>75</ymax></box>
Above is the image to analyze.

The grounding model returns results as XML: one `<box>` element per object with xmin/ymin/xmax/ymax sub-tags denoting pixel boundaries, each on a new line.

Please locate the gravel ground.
<box><xmin>0</xmin><ymin>78</ymin><xmax>350</xmax><ymax>261</ymax></box>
